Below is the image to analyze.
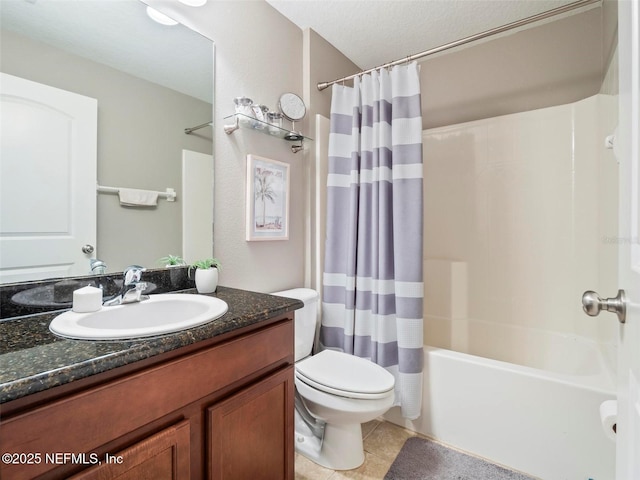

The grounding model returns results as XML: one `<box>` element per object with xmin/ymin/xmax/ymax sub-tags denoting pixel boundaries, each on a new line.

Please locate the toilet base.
<box><xmin>296</xmin><ymin>420</ymin><xmax>365</xmax><ymax>471</ymax></box>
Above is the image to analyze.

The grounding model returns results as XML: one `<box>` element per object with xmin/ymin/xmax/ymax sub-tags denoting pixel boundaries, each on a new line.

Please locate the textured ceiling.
<box><xmin>265</xmin><ymin>0</ymin><xmax>594</xmax><ymax>70</ymax></box>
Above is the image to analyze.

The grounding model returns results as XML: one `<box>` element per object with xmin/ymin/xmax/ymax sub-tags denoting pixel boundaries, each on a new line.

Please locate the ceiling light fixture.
<box><xmin>178</xmin><ymin>0</ymin><xmax>208</xmax><ymax>6</ymax></box>
<box><xmin>146</xmin><ymin>6</ymin><xmax>178</xmax><ymax>26</ymax></box>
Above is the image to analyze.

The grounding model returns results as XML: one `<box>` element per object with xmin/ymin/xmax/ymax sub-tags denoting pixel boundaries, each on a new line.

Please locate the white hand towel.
<box><xmin>118</xmin><ymin>188</ymin><xmax>158</xmax><ymax>207</ymax></box>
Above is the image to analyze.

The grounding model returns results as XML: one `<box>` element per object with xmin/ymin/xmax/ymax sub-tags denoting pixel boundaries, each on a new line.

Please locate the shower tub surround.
<box><xmin>386</xmin><ymin>95</ymin><xmax>619</xmax><ymax>480</ymax></box>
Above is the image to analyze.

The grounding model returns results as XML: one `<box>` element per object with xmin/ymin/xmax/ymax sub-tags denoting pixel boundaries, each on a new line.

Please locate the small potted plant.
<box><xmin>189</xmin><ymin>258</ymin><xmax>222</xmax><ymax>294</ymax></box>
<box><xmin>158</xmin><ymin>254</ymin><xmax>186</xmax><ymax>267</ymax></box>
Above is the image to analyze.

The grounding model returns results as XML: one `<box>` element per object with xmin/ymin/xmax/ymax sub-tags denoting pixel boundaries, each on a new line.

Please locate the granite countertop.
<box><xmin>0</xmin><ymin>286</ymin><xmax>303</xmax><ymax>404</ymax></box>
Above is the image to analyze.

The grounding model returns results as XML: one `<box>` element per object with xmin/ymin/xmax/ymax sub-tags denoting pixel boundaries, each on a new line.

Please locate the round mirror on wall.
<box><xmin>278</xmin><ymin>92</ymin><xmax>306</xmax><ymax>141</ymax></box>
<box><xmin>278</xmin><ymin>92</ymin><xmax>306</xmax><ymax>121</ymax></box>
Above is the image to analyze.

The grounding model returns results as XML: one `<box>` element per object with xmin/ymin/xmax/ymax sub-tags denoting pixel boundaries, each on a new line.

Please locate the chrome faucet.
<box><xmin>90</xmin><ymin>258</ymin><xmax>107</xmax><ymax>274</ymax></box>
<box><xmin>103</xmin><ymin>265</ymin><xmax>149</xmax><ymax>306</ymax></box>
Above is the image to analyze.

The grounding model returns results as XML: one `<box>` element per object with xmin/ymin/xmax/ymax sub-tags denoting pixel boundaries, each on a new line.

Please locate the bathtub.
<box><xmin>384</xmin><ymin>320</ymin><xmax>617</xmax><ymax>480</ymax></box>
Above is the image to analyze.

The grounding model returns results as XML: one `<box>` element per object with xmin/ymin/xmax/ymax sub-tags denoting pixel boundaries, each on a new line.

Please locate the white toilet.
<box><xmin>272</xmin><ymin>288</ymin><xmax>395</xmax><ymax>470</ymax></box>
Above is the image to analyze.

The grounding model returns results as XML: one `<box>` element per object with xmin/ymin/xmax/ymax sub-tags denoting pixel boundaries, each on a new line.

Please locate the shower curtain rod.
<box><xmin>317</xmin><ymin>0</ymin><xmax>600</xmax><ymax>91</ymax></box>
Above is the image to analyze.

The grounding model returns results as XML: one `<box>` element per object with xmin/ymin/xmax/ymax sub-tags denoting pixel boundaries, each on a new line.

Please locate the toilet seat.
<box><xmin>295</xmin><ymin>350</ymin><xmax>395</xmax><ymax>400</ymax></box>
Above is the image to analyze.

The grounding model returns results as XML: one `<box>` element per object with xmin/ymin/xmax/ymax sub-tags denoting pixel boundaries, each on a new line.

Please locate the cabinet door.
<box><xmin>208</xmin><ymin>367</ymin><xmax>294</xmax><ymax>480</ymax></box>
<box><xmin>71</xmin><ymin>420</ymin><xmax>190</xmax><ymax>480</ymax></box>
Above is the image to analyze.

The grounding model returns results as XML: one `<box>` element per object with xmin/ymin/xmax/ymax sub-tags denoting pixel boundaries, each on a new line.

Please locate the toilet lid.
<box><xmin>296</xmin><ymin>350</ymin><xmax>395</xmax><ymax>399</ymax></box>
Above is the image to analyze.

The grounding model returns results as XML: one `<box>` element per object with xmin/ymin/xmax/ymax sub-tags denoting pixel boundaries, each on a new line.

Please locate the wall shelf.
<box><xmin>223</xmin><ymin>113</ymin><xmax>312</xmax><ymax>153</ymax></box>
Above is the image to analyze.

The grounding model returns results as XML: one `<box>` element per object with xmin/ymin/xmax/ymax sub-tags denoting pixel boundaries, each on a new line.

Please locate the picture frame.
<box><xmin>245</xmin><ymin>154</ymin><xmax>290</xmax><ymax>241</ymax></box>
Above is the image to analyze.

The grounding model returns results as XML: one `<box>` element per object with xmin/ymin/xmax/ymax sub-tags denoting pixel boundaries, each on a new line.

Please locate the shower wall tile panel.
<box><xmin>423</xmin><ymin>94</ymin><xmax>618</xmax><ymax>345</ymax></box>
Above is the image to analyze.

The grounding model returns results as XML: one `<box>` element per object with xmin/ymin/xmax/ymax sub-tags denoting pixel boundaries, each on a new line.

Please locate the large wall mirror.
<box><xmin>0</xmin><ymin>0</ymin><xmax>214</xmax><ymax>284</ymax></box>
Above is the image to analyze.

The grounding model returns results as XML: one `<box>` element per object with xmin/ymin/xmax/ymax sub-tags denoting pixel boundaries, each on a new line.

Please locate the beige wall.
<box><xmin>0</xmin><ymin>29</ymin><xmax>212</xmax><ymax>272</ymax></box>
<box><xmin>420</xmin><ymin>7</ymin><xmax>607</xmax><ymax>129</ymax></box>
<box><xmin>601</xmin><ymin>44</ymin><xmax>619</xmax><ymax>95</ymax></box>
<box><xmin>294</xmin><ymin>6</ymin><xmax>613</xmax><ymax>130</ymax></box>
<box><xmin>147</xmin><ymin>0</ymin><xmax>306</xmax><ymax>292</ymax></box>
<box><xmin>146</xmin><ymin>1</ymin><xmax>359</xmax><ymax>293</ymax></box>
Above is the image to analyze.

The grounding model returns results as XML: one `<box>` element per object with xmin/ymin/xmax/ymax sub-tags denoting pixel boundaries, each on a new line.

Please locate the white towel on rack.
<box><xmin>118</xmin><ymin>188</ymin><xmax>158</xmax><ymax>207</ymax></box>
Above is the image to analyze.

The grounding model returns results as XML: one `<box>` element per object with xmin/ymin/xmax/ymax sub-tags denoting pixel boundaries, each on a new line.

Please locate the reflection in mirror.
<box><xmin>0</xmin><ymin>0</ymin><xmax>214</xmax><ymax>284</ymax></box>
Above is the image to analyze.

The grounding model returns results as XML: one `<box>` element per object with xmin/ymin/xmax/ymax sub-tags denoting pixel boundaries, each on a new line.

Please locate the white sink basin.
<box><xmin>49</xmin><ymin>294</ymin><xmax>228</xmax><ymax>340</ymax></box>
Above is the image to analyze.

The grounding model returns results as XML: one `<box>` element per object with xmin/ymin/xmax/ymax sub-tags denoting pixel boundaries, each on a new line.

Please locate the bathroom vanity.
<box><xmin>0</xmin><ymin>286</ymin><xmax>302</xmax><ymax>479</ymax></box>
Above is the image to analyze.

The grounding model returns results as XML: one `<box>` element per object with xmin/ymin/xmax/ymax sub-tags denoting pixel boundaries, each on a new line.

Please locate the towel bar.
<box><xmin>96</xmin><ymin>185</ymin><xmax>176</xmax><ymax>202</ymax></box>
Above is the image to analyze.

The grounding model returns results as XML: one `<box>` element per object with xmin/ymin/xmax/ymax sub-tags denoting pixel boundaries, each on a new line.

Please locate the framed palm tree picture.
<box><xmin>246</xmin><ymin>154</ymin><xmax>290</xmax><ymax>241</ymax></box>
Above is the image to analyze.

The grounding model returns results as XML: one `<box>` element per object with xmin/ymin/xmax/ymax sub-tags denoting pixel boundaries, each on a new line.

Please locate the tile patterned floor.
<box><xmin>294</xmin><ymin>420</ymin><xmax>417</xmax><ymax>480</ymax></box>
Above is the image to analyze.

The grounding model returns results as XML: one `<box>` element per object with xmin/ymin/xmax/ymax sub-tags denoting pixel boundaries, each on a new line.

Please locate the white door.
<box><xmin>0</xmin><ymin>73</ymin><xmax>97</xmax><ymax>283</ymax></box>
<box><xmin>616</xmin><ymin>1</ymin><xmax>640</xmax><ymax>477</ymax></box>
<box><xmin>181</xmin><ymin>149</ymin><xmax>213</xmax><ymax>264</ymax></box>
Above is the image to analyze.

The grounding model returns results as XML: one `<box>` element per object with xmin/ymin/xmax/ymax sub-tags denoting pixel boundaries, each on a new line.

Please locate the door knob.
<box><xmin>82</xmin><ymin>244</ymin><xmax>95</xmax><ymax>254</ymax></box>
<box><xmin>582</xmin><ymin>289</ymin><xmax>626</xmax><ymax>324</ymax></box>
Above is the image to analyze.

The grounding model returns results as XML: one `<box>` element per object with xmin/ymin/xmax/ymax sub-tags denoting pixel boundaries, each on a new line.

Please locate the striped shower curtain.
<box><xmin>321</xmin><ymin>62</ymin><xmax>424</xmax><ymax>419</ymax></box>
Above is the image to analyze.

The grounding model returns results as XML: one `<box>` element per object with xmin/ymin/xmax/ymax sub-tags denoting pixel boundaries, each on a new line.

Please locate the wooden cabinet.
<box><xmin>208</xmin><ymin>367</ymin><xmax>294</xmax><ymax>480</ymax></box>
<box><xmin>0</xmin><ymin>317</ymin><xmax>294</xmax><ymax>480</ymax></box>
<box><xmin>71</xmin><ymin>421</ymin><xmax>191</xmax><ymax>480</ymax></box>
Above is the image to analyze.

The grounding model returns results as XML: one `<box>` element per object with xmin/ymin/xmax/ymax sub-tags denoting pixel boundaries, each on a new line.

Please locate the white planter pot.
<box><xmin>195</xmin><ymin>268</ymin><xmax>218</xmax><ymax>294</ymax></box>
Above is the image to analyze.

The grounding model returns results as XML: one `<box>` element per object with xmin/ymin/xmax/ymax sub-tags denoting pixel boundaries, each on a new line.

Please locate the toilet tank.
<box><xmin>271</xmin><ymin>288</ymin><xmax>318</xmax><ymax>361</ymax></box>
